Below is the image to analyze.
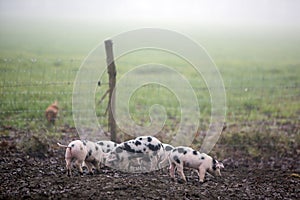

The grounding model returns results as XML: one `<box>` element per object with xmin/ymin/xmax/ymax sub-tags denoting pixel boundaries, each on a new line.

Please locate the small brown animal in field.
<box><xmin>45</xmin><ymin>101</ymin><xmax>59</xmax><ymax>124</ymax></box>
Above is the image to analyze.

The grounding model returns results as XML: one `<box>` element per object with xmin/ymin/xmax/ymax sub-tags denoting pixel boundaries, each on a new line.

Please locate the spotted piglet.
<box><xmin>96</xmin><ymin>140</ymin><xmax>118</xmax><ymax>153</ymax></box>
<box><xmin>106</xmin><ymin>136</ymin><xmax>163</xmax><ymax>172</ymax></box>
<box><xmin>169</xmin><ymin>146</ymin><xmax>224</xmax><ymax>182</ymax></box>
<box><xmin>58</xmin><ymin>140</ymin><xmax>105</xmax><ymax>176</ymax></box>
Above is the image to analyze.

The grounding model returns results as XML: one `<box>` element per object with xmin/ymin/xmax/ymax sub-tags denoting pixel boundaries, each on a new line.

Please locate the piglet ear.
<box><xmin>217</xmin><ymin>162</ymin><xmax>224</xmax><ymax>169</ymax></box>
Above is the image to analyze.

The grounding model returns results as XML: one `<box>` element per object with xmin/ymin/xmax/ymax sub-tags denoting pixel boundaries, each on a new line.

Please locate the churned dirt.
<box><xmin>0</xmin><ymin>126</ymin><xmax>299</xmax><ymax>200</ymax></box>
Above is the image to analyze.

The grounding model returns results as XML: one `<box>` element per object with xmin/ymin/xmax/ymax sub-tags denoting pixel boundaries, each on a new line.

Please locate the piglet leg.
<box><xmin>198</xmin><ymin>167</ymin><xmax>206</xmax><ymax>182</ymax></box>
<box><xmin>75</xmin><ymin>160</ymin><xmax>84</xmax><ymax>175</ymax></box>
<box><xmin>177</xmin><ymin>165</ymin><xmax>187</xmax><ymax>182</ymax></box>
<box><xmin>169</xmin><ymin>163</ymin><xmax>176</xmax><ymax>180</ymax></box>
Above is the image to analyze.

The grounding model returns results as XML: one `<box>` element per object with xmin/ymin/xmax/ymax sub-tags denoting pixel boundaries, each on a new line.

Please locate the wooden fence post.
<box><xmin>105</xmin><ymin>40</ymin><xmax>117</xmax><ymax>142</ymax></box>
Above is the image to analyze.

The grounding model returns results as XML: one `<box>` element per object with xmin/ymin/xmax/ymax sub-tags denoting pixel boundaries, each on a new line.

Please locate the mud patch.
<box><xmin>0</xmin><ymin>148</ymin><xmax>299</xmax><ymax>199</ymax></box>
<box><xmin>0</xmin><ymin>125</ymin><xmax>299</xmax><ymax>199</ymax></box>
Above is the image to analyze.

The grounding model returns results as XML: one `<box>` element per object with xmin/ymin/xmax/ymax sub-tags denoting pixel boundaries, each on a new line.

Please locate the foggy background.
<box><xmin>0</xmin><ymin>0</ymin><xmax>299</xmax><ymax>58</ymax></box>
<box><xmin>1</xmin><ymin>0</ymin><xmax>300</xmax><ymax>28</ymax></box>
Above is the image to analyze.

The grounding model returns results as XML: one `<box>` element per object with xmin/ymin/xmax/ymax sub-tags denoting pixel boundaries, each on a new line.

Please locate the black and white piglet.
<box><xmin>169</xmin><ymin>146</ymin><xmax>224</xmax><ymax>182</ymax></box>
<box><xmin>106</xmin><ymin>136</ymin><xmax>163</xmax><ymax>172</ymax></box>
<box><xmin>96</xmin><ymin>140</ymin><xmax>118</xmax><ymax>153</ymax></box>
<box><xmin>96</xmin><ymin>140</ymin><xmax>118</xmax><ymax>168</ymax></box>
<box><xmin>58</xmin><ymin>140</ymin><xmax>105</xmax><ymax>176</ymax></box>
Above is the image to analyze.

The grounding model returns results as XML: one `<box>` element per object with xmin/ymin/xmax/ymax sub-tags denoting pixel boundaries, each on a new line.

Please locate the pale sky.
<box><xmin>0</xmin><ymin>0</ymin><xmax>300</xmax><ymax>27</ymax></box>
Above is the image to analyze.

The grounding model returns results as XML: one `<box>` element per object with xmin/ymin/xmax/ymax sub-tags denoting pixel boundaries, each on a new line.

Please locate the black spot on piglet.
<box><xmin>174</xmin><ymin>155</ymin><xmax>180</xmax><ymax>164</ymax></box>
<box><xmin>165</xmin><ymin>146</ymin><xmax>173</xmax><ymax>151</ymax></box>
<box><xmin>135</xmin><ymin>140</ymin><xmax>142</xmax><ymax>146</ymax></box>
<box><xmin>98</xmin><ymin>142</ymin><xmax>104</xmax><ymax>146</ymax></box>
<box><xmin>212</xmin><ymin>159</ymin><xmax>217</xmax><ymax>171</ymax></box>
<box><xmin>177</xmin><ymin>148</ymin><xmax>185</xmax><ymax>154</ymax></box>
<box><xmin>86</xmin><ymin>150</ymin><xmax>92</xmax><ymax>159</ymax></box>
<box><xmin>124</xmin><ymin>143</ymin><xmax>135</xmax><ymax>153</ymax></box>
<box><xmin>148</xmin><ymin>144</ymin><xmax>160</xmax><ymax>151</ymax></box>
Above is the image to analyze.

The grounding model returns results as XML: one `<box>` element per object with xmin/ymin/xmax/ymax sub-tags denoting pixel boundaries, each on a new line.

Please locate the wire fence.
<box><xmin>0</xmin><ymin>57</ymin><xmax>299</xmax><ymax>139</ymax></box>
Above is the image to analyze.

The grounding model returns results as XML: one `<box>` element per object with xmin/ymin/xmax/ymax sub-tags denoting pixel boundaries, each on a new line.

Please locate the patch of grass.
<box><xmin>0</xmin><ymin>19</ymin><xmax>299</xmax><ymax>146</ymax></box>
<box><xmin>210</xmin><ymin>120</ymin><xmax>300</xmax><ymax>160</ymax></box>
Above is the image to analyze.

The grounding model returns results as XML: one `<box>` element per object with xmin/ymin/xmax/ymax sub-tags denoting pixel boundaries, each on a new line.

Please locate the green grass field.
<box><xmin>0</xmin><ymin>19</ymin><xmax>299</xmax><ymax>140</ymax></box>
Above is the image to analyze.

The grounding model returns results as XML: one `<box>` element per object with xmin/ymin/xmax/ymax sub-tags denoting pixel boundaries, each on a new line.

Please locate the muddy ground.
<box><xmin>0</xmin><ymin>127</ymin><xmax>299</xmax><ymax>199</ymax></box>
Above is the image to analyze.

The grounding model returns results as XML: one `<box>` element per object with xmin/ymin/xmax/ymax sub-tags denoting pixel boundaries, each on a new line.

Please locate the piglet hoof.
<box><xmin>67</xmin><ymin>171</ymin><xmax>71</xmax><ymax>177</ymax></box>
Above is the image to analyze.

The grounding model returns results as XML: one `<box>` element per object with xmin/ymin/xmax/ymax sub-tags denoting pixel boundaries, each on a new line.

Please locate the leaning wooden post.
<box><xmin>105</xmin><ymin>40</ymin><xmax>117</xmax><ymax>142</ymax></box>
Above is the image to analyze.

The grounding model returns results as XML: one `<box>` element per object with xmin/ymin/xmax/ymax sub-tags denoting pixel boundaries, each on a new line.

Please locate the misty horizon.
<box><xmin>1</xmin><ymin>0</ymin><xmax>300</xmax><ymax>28</ymax></box>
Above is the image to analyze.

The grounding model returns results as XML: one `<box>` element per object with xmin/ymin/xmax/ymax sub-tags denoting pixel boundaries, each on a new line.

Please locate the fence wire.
<box><xmin>0</xmin><ymin>58</ymin><xmax>299</xmax><ymax>139</ymax></box>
